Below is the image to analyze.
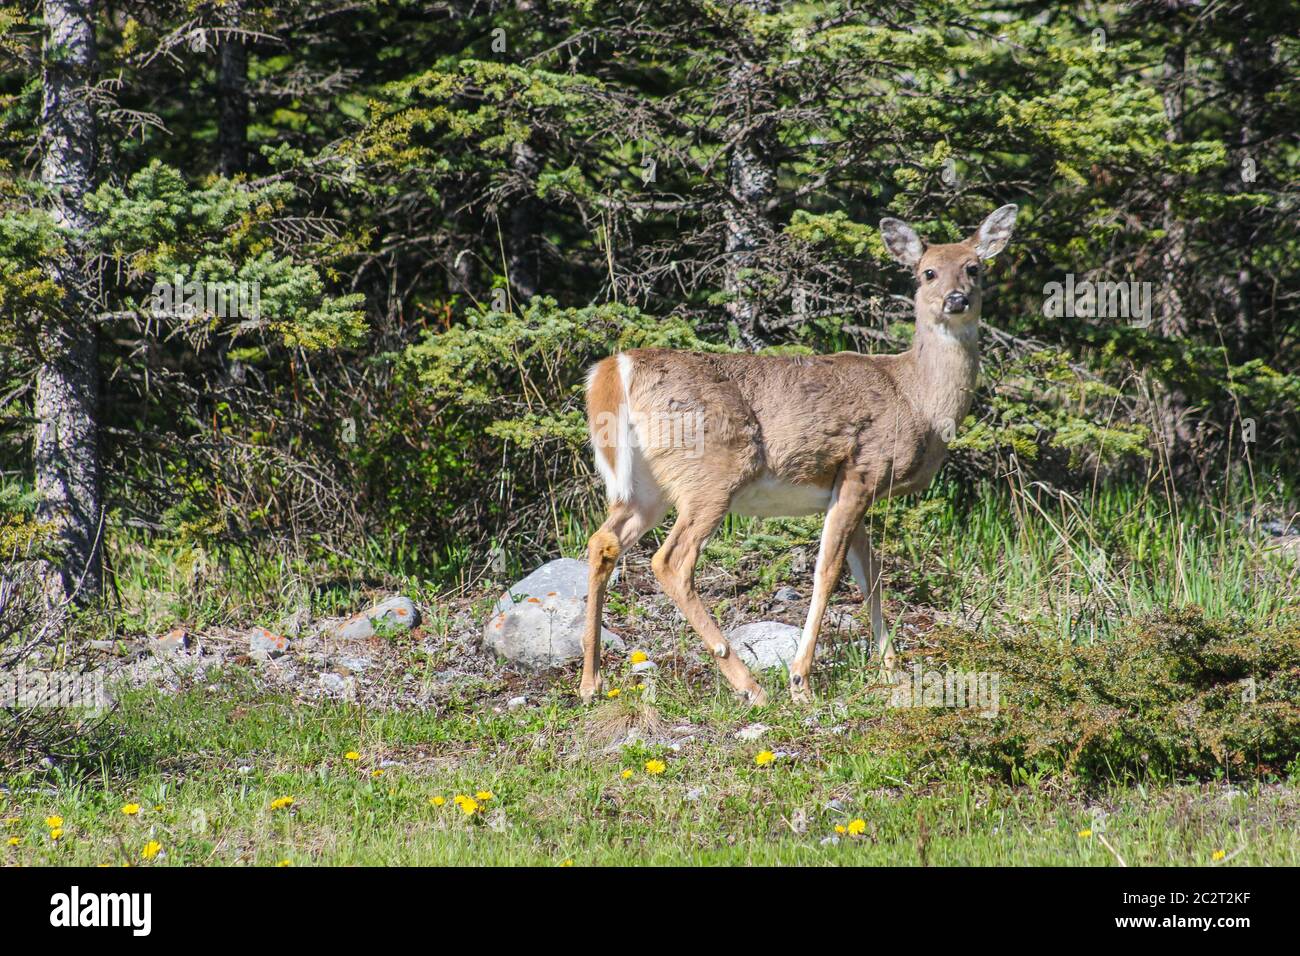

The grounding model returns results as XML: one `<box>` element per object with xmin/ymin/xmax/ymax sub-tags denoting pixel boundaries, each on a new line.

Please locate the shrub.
<box><xmin>865</xmin><ymin>608</ymin><xmax>1300</xmax><ymax>786</ymax></box>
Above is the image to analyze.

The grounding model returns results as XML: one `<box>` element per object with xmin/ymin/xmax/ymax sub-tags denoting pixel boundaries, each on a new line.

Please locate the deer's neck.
<box><xmin>903</xmin><ymin>322</ymin><xmax>981</xmax><ymax>429</ymax></box>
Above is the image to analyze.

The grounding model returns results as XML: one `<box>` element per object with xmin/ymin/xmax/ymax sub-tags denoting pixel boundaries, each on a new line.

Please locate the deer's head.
<box><xmin>880</xmin><ymin>204</ymin><xmax>1018</xmax><ymax>340</ymax></box>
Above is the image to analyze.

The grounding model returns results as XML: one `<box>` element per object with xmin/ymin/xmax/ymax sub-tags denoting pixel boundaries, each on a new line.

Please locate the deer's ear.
<box><xmin>880</xmin><ymin>218</ymin><xmax>925</xmax><ymax>268</ymax></box>
<box><xmin>971</xmin><ymin>204</ymin><xmax>1018</xmax><ymax>259</ymax></box>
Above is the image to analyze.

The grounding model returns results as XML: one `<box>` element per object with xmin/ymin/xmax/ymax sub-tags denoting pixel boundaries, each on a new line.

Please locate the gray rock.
<box><xmin>248</xmin><ymin>627</ymin><xmax>289</xmax><ymax>659</ymax></box>
<box><xmin>332</xmin><ymin>655</ymin><xmax>371</xmax><ymax>675</ymax></box>
<box><xmin>773</xmin><ymin>586</ymin><xmax>800</xmax><ymax>603</ymax></box>
<box><xmin>507</xmin><ymin>695</ymin><xmax>528</xmax><ymax>711</ymax></box>
<box><xmin>631</xmin><ymin>660</ymin><xmax>658</xmax><ymax>674</ymax></box>
<box><xmin>483</xmin><ymin>558</ymin><xmax>625</xmax><ymax>668</ymax></box>
<box><xmin>734</xmin><ymin>722</ymin><xmax>769</xmax><ymax>742</ymax></box>
<box><xmin>685</xmin><ymin>787</ymin><xmax>706</xmax><ymax>802</ymax></box>
<box><xmin>318</xmin><ymin>672</ymin><xmax>351</xmax><ymax>696</ymax></box>
<box><xmin>335</xmin><ymin>596</ymin><xmax>420</xmax><ymax>640</ymax></box>
<box><xmin>727</xmin><ymin>621</ymin><xmax>801</xmax><ymax>670</ymax></box>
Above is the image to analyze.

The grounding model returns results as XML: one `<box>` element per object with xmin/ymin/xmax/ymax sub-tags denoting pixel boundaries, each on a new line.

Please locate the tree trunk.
<box><xmin>506</xmin><ymin>139</ymin><xmax>541</xmax><ymax>302</ymax></box>
<box><xmin>721</xmin><ymin>2</ymin><xmax>775</xmax><ymax>348</ymax></box>
<box><xmin>36</xmin><ymin>0</ymin><xmax>102</xmax><ymax>605</ymax></box>
<box><xmin>217</xmin><ymin>5</ymin><xmax>248</xmax><ymax>177</ymax></box>
<box><xmin>1157</xmin><ymin>35</ymin><xmax>1194</xmax><ymax>464</ymax></box>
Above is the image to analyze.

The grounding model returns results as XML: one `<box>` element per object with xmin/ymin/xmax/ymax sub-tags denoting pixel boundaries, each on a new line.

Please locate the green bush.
<box><xmin>866</xmin><ymin>608</ymin><xmax>1300</xmax><ymax>786</ymax></box>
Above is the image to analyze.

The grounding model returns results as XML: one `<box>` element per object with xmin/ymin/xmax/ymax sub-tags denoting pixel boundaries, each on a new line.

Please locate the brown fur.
<box><xmin>577</xmin><ymin>205</ymin><xmax>1018</xmax><ymax>706</ymax></box>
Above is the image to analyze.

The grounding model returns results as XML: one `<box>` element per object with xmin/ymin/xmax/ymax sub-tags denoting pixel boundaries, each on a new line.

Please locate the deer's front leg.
<box><xmin>789</xmin><ymin>475</ymin><xmax>870</xmax><ymax>703</ymax></box>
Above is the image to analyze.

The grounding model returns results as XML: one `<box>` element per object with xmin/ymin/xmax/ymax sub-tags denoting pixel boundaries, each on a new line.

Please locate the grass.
<box><xmin>4</xmin><ymin>473</ymin><xmax>1298</xmax><ymax>865</ymax></box>
<box><xmin>3</xmin><ymin>666</ymin><xmax>1297</xmax><ymax>866</ymax></box>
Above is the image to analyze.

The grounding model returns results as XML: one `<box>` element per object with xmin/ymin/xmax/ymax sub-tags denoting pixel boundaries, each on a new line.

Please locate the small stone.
<box><xmin>631</xmin><ymin>660</ymin><xmax>658</xmax><ymax>673</ymax></box>
<box><xmin>826</xmin><ymin>798</ymin><xmax>846</xmax><ymax>812</ymax></box>
<box><xmin>333</xmin><ymin>655</ymin><xmax>371</xmax><ymax>675</ymax></box>
<box><xmin>820</xmin><ymin>835</ymin><xmax>841</xmax><ymax>846</ymax></box>
<box><xmin>507</xmin><ymin>695</ymin><xmax>528</xmax><ymax>710</ymax></box>
<box><xmin>335</xmin><ymin>596</ymin><xmax>421</xmax><ymax>641</ymax></box>
<box><xmin>685</xmin><ymin>787</ymin><xmax>706</xmax><ymax>802</ymax></box>
<box><xmin>248</xmin><ymin>627</ymin><xmax>289</xmax><ymax>659</ymax></box>
<box><xmin>318</xmin><ymin>672</ymin><xmax>350</xmax><ymax>696</ymax></box>
<box><xmin>773</xmin><ymin>586</ymin><xmax>800</xmax><ymax>602</ymax></box>
<box><xmin>153</xmin><ymin>627</ymin><xmax>190</xmax><ymax>656</ymax></box>
<box><xmin>734</xmin><ymin>722</ymin><xmax>769</xmax><ymax>742</ymax></box>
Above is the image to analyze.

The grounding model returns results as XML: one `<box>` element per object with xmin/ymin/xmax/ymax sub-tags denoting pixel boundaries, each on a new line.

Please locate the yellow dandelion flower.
<box><xmin>1077</xmin><ymin>829</ymin><xmax>1092</xmax><ymax>838</ymax></box>
<box><xmin>1212</xmin><ymin>849</ymin><xmax>1226</xmax><ymax>861</ymax></box>
<box><xmin>7</xmin><ymin>837</ymin><xmax>20</xmax><ymax>847</ymax></box>
<box><xmin>454</xmin><ymin>795</ymin><xmax>480</xmax><ymax>815</ymax></box>
<box><xmin>620</xmin><ymin>769</ymin><xmax>634</xmax><ymax>779</ymax></box>
<box><xmin>754</xmin><ymin>750</ymin><xmax>775</xmax><ymax>766</ymax></box>
<box><xmin>430</xmin><ymin>796</ymin><xmax>446</xmax><ymax>807</ymax></box>
<box><xmin>344</xmin><ymin>751</ymin><xmax>360</xmax><ymax>761</ymax></box>
<box><xmin>141</xmin><ymin>840</ymin><xmax>162</xmax><ymax>861</ymax></box>
<box><xmin>560</xmin><ymin>859</ymin><xmax>574</xmax><ymax>867</ymax></box>
<box><xmin>153</xmin><ymin>805</ymin><xmax>164</xmax><ymax>812</ymax></box>
<box><xmin>476</xmin><ymin>790</ymin><xmax>494</xmax><ymax>802</ymax></box>
<box><xmin>269</xmin><ymin>796</ymin><xmax>295</xmax><ymax>811</ymax></box>
<box><xmin>834</xmin><ymin>824</ymin><xmax>847</xmax><ymax>834</ymax></box>
<box><xmin>370</xmin><ymin>769</ymin><xmax>385</xmax><ymax>778</ymax></box>
<box><xmin>606</xmin><ymin>688</ymin><xmax>621</xmax><ymax>698</ymax></box>
<box><xmin>644</xmin><ymin>759</ymin><xmax>666</xmax><ymax>775</ymax></box>
<box><xmin>121</xmin><ymin>803</ymin><xmax>141</xmax><ymax>816</ymax></box>
<box><xmin>630</xmin><ymin>651</ymin><xmax>648</xmax><ymax>664</ymax></box>
<box><xmin>45</xmin><ymin>815</ymin><xmax>62</xmax><ymax>829</ymax></box>
<box><xmin>277</xmin><ymin>859</ymin><xmax>292</xmax><ymax>867</ymax></box>
<box><xmin>847</xmin><ymin>819</ymin><xmax>866</xmax><ymax>836</ymax></box>
<box><xmin>49</xmin><ymin>828</ymin><xmax>64</xmax><ymax>840</ymax></box>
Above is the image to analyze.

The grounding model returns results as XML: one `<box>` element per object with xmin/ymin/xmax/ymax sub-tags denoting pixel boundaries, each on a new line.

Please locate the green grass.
<box><xmin>3</xmin><ymin>661</ymin><xmax>1297</xmax><ymax>866</ymax></box>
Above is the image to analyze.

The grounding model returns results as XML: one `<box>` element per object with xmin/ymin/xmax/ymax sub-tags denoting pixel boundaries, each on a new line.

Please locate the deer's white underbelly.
<box><xmin>729</xmin><ymin>474</ymin><xmax>832</xmax><ymax>517</ymax></box>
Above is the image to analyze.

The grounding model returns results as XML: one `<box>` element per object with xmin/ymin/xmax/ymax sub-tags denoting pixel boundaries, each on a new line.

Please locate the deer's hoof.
<box><xmin>743</xmin><ymin>685</ymin><xmax>769</xmax><ymax>708</ymax></box>
<box><xmin>578</xmin><ymin>678</ymin><xmax>602</xmax><ymax>705</ymax></box>
<box><xmin>789</xmin><ymin>674</ymin><xmax>815</xmax><ymax>705</ymax></box>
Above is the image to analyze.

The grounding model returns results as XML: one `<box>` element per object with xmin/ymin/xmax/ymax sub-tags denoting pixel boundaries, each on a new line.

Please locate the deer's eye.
<box><xmin>922</xmin><ymin>269</ymin><xmax>936</xmax><ymax>281</ymax></box>
<box><xmin>966</xmin><ymin>264</ymin><xmax>980</xmax><ymax>278</ymax></box>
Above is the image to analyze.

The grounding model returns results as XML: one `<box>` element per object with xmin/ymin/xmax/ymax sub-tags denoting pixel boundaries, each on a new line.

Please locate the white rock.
<box><xmin>483</xmin><ymin>558</ymin><xmax>625</xmax><ymax>668</ymax></box>
<box><xmin>734</xmin><ymin>722</ymin><xmax>769</xmax><ymax>742</ymax></box>
<box><xmin>507</xmin><ymin>695</ymin><xmax>528</xmax><ymax>710</ymax></box>
<box><xmin>335</xmin><ymin>596</ymin><xmax>420</xmax><ymax>640</ymax></box>
<box><xmin>726</xmin><ymin>621</ymin><xmax>801</xmax><ymax>670</ymax></box>
<box><xmin>631</xmin><ymin>660</ymin><xmax>658</xmax><ymax>673</ymax></box>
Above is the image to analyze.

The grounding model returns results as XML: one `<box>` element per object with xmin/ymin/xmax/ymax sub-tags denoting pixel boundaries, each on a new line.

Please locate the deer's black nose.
<box><xmin>944</xmin><ymin>292</ymin><xmax>969</xmax><ymax>313</ymax></box>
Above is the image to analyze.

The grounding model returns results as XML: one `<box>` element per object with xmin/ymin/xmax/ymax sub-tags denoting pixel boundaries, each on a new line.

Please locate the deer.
<box><xmin>579</xmin><ymin>204</ymin><xmax>1018</xmax><ymax>706</ymax></box>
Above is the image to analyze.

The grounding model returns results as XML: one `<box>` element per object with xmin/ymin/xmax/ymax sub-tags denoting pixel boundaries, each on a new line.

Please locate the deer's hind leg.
<box><xmin>651</xmin><ymin>495</ymin><xmax>768</xmax><ymax>707</ymax></box>
<box><xmin>580</xmin><ymin>497</ymin><xmax>665</xmax><ymax>704</ymax></box>
<box><xmin>847</xmin><ymin>523</ymin><xmax>895</xmax><ymax>678</ymax></box>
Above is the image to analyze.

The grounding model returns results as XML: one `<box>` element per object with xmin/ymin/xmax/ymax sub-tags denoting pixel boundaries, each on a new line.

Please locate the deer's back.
<box><xmin>617</xmin><ymin>348</ymin><xmax>936</xmax><ymax>512</ymax></box>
